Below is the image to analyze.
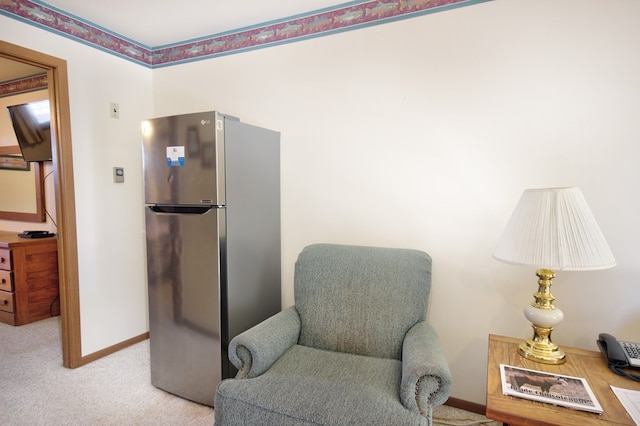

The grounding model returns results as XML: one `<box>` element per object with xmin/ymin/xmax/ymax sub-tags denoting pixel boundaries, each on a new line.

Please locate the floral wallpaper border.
<box><xmin>1</xmin><ymin>0</ymin><xmax>491</xmax><ymax>68</ymax></box>
<box><xmin>0</xmin><ymin>73</ymin><xmax>47</xmax><ymax>97</ymax></box>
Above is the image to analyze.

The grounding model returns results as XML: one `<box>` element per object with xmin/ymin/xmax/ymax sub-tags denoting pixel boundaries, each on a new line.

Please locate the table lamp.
<box><xmin>493</xmin><ymin>187</ymin><xmax>616</xmax><ymax>364</ymax></box>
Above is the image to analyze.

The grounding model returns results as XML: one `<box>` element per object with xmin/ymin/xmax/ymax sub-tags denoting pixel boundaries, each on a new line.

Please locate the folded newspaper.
<box><xmin>500</xmin><ymin>364</ymin><xmax>603</xmax><ymax>414</ymax></box>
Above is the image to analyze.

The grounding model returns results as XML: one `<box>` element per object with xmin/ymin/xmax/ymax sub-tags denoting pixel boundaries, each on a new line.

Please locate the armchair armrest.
<box><xmin>229</xmin><ymin>305</ymin><xmax>301</xmax><ymax>379</ymax></box>
<box><xmin>400</xmin><ymin>321</ymin><xmax>452</xmax><ymax>416</ymax></box>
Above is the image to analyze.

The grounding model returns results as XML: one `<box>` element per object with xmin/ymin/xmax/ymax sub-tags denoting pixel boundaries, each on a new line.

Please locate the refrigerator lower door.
<box><xmin>145</xmin><ymin>205</ymin><xmax>223</xmax><ymax>407</ymax></box>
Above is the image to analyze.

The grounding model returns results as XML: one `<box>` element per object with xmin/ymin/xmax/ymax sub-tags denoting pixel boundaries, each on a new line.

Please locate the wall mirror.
<box><xmin>0</xmin><ymin>57</ymin><xmax>47</xmax><ymax>222</ymax></box>
<box><xmin>0</xmin><ymin>146</ymin><xmax>45</xmax><ymax>222</ymax></box>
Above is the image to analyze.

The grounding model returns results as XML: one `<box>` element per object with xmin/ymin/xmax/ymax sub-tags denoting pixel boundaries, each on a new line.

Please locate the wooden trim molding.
<box><xmin>80</xmin><ymin>333</ymin><xmax>149</xmax><ymax>365</ymax></box>
<box><xmin>445</xmin><ymin>397</ymin><xmax>488</xmax><ymax>416</ymax></box>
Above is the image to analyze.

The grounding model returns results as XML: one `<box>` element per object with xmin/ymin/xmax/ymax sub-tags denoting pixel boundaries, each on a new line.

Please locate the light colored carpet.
<box><xmin>0</xmin><ymin>317</ymin><xmax>497</xmax><ymax>425</ymax></box>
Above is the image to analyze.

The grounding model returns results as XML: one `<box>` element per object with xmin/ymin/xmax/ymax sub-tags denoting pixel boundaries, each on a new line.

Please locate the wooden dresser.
<box><xmin>0</xmin><ymin>231</ymin><xmax>60</xmax><ymax>326</ymax></box>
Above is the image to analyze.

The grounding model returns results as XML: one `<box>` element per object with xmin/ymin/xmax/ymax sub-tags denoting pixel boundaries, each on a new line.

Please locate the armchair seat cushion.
<box><xmin>215</xmin><ymin>344</ymin><xmax>428</xmax><ymax>426</ymax></box>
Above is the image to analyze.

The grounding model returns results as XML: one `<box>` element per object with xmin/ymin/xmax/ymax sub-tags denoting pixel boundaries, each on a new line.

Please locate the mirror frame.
<box><xmin>0</xmin><ymin>40</ymin><xmax>82</xmax><ymax>368</ymax></box>
<box><xmin>0</xmin><ymin>145</ymin><xmax>45</xmax><ymax>222</ymax></box>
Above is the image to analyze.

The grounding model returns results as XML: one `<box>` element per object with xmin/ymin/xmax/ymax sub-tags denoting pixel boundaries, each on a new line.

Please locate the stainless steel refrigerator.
<box><xmin>142</xmin><ymin>111</ymin><xmax>281</xmax><ymax>407</ymax></box>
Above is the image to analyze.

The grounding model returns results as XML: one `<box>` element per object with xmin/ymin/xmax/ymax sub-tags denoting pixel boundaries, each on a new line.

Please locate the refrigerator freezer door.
<box><xmin>142</xmin><ymin>111</ymin><xmax>225</xmax><ymax>206</ymax></box>
<box><xmin>145</xmin><ymin>205</ymin><xmax>223</xmax><ymax>406</ymax></box>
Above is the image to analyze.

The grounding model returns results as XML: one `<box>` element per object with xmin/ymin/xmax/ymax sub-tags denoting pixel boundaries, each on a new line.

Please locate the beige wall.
<box><xmin>152</xmin><ymin>0</ymin><xmax>640</xmax><ymax>403</ymax></box>
<box><xmin>0</xmin><ymin>15</ymin><xmax>153</xmax><ymax>355</ymax></box>
<box><xmin>1</xmin><ymin>0</ymin><xmax>639</xmax><ymax>405</ymax></box>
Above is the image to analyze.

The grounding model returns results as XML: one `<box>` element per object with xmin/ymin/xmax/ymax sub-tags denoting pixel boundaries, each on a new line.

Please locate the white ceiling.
<box><xmin>43</xmin><ymin>0</ymin><xmax>351</xmax><ymax>47</ymax></box>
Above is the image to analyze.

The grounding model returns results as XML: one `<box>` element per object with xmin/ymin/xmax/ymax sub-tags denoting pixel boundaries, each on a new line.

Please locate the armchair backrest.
<box><xmin>294</xmin><ymin>244</ymin><xmax>432</xmax><ymax>360</ymax></box>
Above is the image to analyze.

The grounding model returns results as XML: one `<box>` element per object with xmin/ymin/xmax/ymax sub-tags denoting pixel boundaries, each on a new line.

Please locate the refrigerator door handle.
<box><xmin>148</xmin><ymin>205</ymin><xmax>218</xmax><ymax>214</ymax></box>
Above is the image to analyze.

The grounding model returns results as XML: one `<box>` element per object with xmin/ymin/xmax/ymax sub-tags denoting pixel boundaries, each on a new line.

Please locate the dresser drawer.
<box><xmin>0</xmin><ymin>249</ymin><xmax>11</xmax><ymax>271</ymax></box>
<box><xmin>0</xmin><ymin>270</ymin><xmax>12</xmax><ymax>291</ymax></box>
<box><xmin>0</xmin><ymin>290</ymin><xmax>14</xmax><ymax>313</ymax></box>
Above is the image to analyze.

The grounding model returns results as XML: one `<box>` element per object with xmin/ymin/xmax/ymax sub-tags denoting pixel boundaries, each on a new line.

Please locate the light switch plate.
<box><xmin>110</xmin><ymin>102</ymin><xmax>119</xmax><ymax>119</ymax></box>
<box><xmin>113</xmin><ymin>167</ymin><xmax>124</xmax><ymax>183</ymax></box>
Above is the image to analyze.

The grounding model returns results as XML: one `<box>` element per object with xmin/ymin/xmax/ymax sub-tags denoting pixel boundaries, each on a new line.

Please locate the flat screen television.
<box><xmin>7</xmin><ymin>99</ymin><xmax>52</xmax><ymax>162</ymax></box>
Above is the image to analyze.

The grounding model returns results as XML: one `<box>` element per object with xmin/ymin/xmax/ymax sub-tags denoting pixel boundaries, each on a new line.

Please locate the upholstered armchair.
<box><xmin>215</xmin><ymin>243</ymin><xmax>451</xmax><ymax>425</ymax></box>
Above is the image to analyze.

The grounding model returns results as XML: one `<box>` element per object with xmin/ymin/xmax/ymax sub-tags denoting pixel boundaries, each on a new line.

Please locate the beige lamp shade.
<box><xmin>493</xmin><ymin>187</ymin><xmax>616</xmax><ymax>271</ymax></box>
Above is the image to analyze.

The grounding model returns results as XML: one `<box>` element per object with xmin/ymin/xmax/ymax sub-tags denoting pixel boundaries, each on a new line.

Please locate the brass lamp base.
<box><xmin>518</xmin><ymin>269</ymin><xmax>567</xmax><ymax>365</ymax></box>
<box><xmin>518</xmin><ymin>325</ymin><xmax>566</xmax><ymax>364</ymax></box>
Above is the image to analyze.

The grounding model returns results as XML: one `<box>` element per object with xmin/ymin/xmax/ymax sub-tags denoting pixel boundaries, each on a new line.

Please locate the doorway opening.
<box><xmin>0</xmin><ymin>40</ymin><xmax>82</xmax><ymax>367</ymax></box>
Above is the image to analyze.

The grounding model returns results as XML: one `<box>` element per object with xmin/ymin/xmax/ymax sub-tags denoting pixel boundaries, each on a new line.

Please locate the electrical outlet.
<box><xmin>110</xmin><ymin>102</ymin><xmax>119</xmax><ymax>119</ymax></box>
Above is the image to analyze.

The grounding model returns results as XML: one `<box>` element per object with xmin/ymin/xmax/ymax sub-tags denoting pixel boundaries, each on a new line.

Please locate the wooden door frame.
<box><xmin>0</xmin><ymin>40</ymin><xmax>82</xmax><ymax>367</ymax></box>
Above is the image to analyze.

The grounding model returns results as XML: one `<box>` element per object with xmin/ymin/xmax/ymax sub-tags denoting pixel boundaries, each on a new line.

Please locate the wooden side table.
<box><xmin>486</xmin><ymin>334</ymin><xmax>640</xmax><ymax>426</ymax></box>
